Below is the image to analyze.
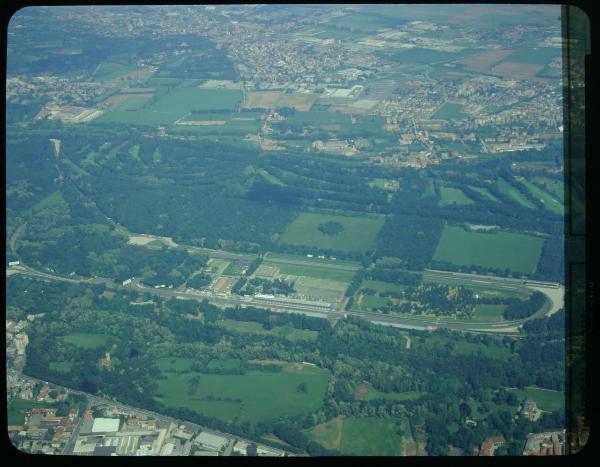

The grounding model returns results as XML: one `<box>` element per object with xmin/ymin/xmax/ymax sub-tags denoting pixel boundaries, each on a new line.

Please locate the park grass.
<box><xmin>438</xmin><ymin>187</ymin><xmax>474</xmax><ymax>206</ymax></box>
<box><xmin>25</xmin><ymin>190</ymin><xmax>66</xmax><ymax>216</ymax></box>
<box><xmin>468</xmin><ymin>185</ymin><xmax>500</xmax><ymax>202</ymax></box>
<box><xmin>433</xmin><ymin>225</ymin><xmax>544</xmax><ymax>274</ymax></box>
<box><xmin>216</xmin><ymin>319</ymin><xmax>319</xmax><ymax>342</ymax></box>
<box><xmin>154</xmin><ymin>358</ymin><xmax>330</xmax><ymax>423</ymax></box>
<box><xmin>364</xmin><ymin>387</ymin><xmax>425</xmax><ymax>402</ymax></box>
<box><xmin>60</xmin><ymin>333</ymin><xmax>114</xmax><ymax>349</ymax></box>
<box><xmin>257</xmin><ymin>169</ymin><xmax>286</xmax><ymax>186</ymax></box>
<box><xmin>472</xmin><ymin>304</ymin><xmax>506</xmax><ymax>322</ymax></box>
<box><xmin>507</xmin><ymin>386</ymin><xmax>564</xmax><ymax>412</ymax></box>
<box><xmin>340</xmin><ymin>417</ymin><xmax>404</xmax><ymax>456</ymax></box>
<box><xmin>279</xmin><ymin>212</ymin><xmax>384</xmax><ymax>253</ymax></box>
<box><xmin>8</xmin><ymin>399</ymin><xmax>59</xmax><ymax>425</ymax></box>
<box><xmin>49</xmin><ymin>361</ymin><xmax>74</xmax><ymax>373</ymax></box>
<box><xmin>431</xmin><ymin>102</ymin><xmax>468</xmax><ymax>120</ymax></box>
<box><xmin>532</xmin><ymin>177</ymin><xmax>564</xmax><ymax>202</ymax></box>
<box><xmin>519</xmin><ymin>179</ymin><xmax>563</xmax><ymax>216</ymax></box>
<box><xmin>360</xmin><ymin>279</ymin><xmax>408</xmax><ymax>294</ymax></box>
<box><xmin>412</xmin><ymin>333</ymin><xmax>512</xmax><ymax>360</ymax></box>
<box><xmin>496</xmin><ymin>178</ymin><xmax>537</xmax><ymax>209</ymax></box>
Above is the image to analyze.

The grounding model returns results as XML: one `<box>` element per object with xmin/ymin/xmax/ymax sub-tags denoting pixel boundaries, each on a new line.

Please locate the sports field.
<box><xmin>154</xmin><ymin>358</ymin><xmax>330</xmax><ymax>423</ymax></box>
<box><xmin>433</xmin><ymin>225</ymin><xmax>544</xmax><ymax>274</ymax></box>
<box><xmin>279</xmin><ymin>212</ymin><xmax>384</xmax><ymax>253</ymax></box>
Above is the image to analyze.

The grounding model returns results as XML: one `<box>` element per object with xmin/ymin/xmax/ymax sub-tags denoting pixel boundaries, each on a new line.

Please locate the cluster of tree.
<box><xmin>345</xmin><ymin>269</ymin><xmax>365</xmax><ymax>299</ymax></box>
<box><xmin>317</xmin><ymin>221</ymin><xmax>344</xmax><ymax>236</ymax></box>
<box><xmin>375</xmin><ymin>215</ymin><xmax>445</xmax><ymax>270</ymax></box>
<box><xmin>187</xmin><ymin>273</ymin><xmax>212</xmax><ymax>290</ymax></box>
<box><xmin>245</xmin><ymin>257</ymin><xmax>263</xmax><ymax>276</ymax></box>
<box><xmin>365</xmin><ymin>267</ymin><xmax>422</xmax><ymax>285</ymax></box>
<box><xmin>503</xmin><ymin>291</ymin><xmax>546</xmax><ymax>320</ymax></box>
<box><xmin>243</xmin><ymin>277</ymin><xmax>296</xmax><ymax>296</ymax></box>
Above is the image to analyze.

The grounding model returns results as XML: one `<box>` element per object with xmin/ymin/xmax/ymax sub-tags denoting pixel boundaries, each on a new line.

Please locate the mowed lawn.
<box><xmin>340</xmin><ymin>417</ymin><xmax>404</xmax><ymax>456</ymax></box>
<box><xmin>154</xmin><ymin>358</ymin><xmax>330</xmax><ymax>423</ymax></box>
<box><xmin>433</xmin><ymin>225</ymin><xmax>544</xmax><ymax>274</ymax></box>
<box><xmin>304</xmin><ymin>416</ymin><xmax>406</xmax><ymax>455</ymax></box>
<box><xmin>438</xmin><ymin>187</ymin><xmax>473</xmax><ymax>206</ymax></box>
<box><xmin>507</xmin><ymin>386</ymin><xmax>564</xmax><ymax>413</ymax></box>
<box><xmin>279</xmin><ymin>212</ymin><xmax>384</xmax><ymax>253</ymax></box>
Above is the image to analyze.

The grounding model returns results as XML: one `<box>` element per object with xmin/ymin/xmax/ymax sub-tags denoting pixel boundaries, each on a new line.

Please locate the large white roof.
<box><xmin>92</xmin><ymin>418</ymin><xmax>121</xmax><ymax>433</ymax></box>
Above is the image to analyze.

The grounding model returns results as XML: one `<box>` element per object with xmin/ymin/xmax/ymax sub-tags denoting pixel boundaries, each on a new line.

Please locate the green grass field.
<box><xmin>438</xmin><ymin>187</ymin><xmax>474</xmax><ymax>206</ymax></box>
<box><xmin>279</xmin><ymin>212</ymin><xmax>384</xmax><ymax>253</ymax></box>
<box><xmin>363</xmin><ymin>388</ymin><xmax>425</xmax><ymax>402</ymax></box>
<box><xmin>154</xmin><ymin>358</ymin><xmax>330</xmax><ymax>423</ymax></box>
<box><xmin>291</xmin><ymin>276</ymin><xmax>349</xmax><ymax>302</ymax></box>
<box><xmin>264</xmin><ymin>261</ymin><xmax>355</xmax><ymax>283</ymax></box>
<box><xmin>433</xmin><ymin>225</ymin><xmax>544</xmax><ymax>274</ymax></box>
<box><xmin>94</xmin><ymin>62</ymin><xmax>137</xmax><ymax>81</ymax></box>
<box><xmin>413</xmin><ymin>334</ymin><xmax>512</xmax><ymax>360</ymax></box>
<box><xmin>360</xmin><ymin>279</ymin><xmax>409</xmax><ymax>294</ymax></box>
<box><xmin>468</xmin><ymin>185</ymin><xmax>500</xmax><ymax>202</ymax></box>
<box><xmin>532</xmin><ymin>177</ymin><xmax>564</xmax><ymax>202</ymax></box>
<box><xmin>217</xmin><ymin>319</ymin><xmax>319</xmax><ymax>341</ymax></box>
<box><xmin>340</xmin><ymin>417</ymin><xmax>404</xmax><ymax>456</ymax></box>
<box><xmin>496</xmin><ymin>178</ymin><xmax>537</xmax><ymax>209</ymax></box>
<box><xmin>264</xmin><ymin>252</ymin><xmax>359</xmax><ymax>268</ymax></box>
<box><xmin>8</xmin><ymin>399</ymin><xmax>59</xmax><ymax>425</ymax></box>
<box><xmin>95</xmin><ymin>85</ymin><xmax>243</xmax><ymax>126</ymax></box>
<box><xmin>60</xmin><ymin>333</ymin><xmax>114</xmax><ymax>349</ymax></box>
<box><xmin>472</xmin><ymin>304</ymin><xmax>506</xmax><ymax>322</ymax></box>
<box><xmin>503</xmin><ymin>48</ymin><xmax>560</xmax><ymax>65</ymax></box>
<box><xmin>431</xmin><ymin>102</ymin><xmax>468</xmax><ymax>120</ymax></box>
<box><xmin>519</xmin><ymin>179</ymin><xmax>563</xmax><ymax>216</ymax></box>
<box><xmin>507</xmin><ymin>387</ymin><xmax>564</xmax><ymax>412</ymax></box>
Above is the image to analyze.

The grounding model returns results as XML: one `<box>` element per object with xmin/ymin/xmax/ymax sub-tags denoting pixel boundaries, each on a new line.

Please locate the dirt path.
<box><xmin>10</xmin><ymin>223</ymin><xmax>27</xmax><ymax>256</ymax></box>
<box><xmin>354</xmin><ymin>381</ymin><xmax>369</xmax><ymax>401</ymax></box>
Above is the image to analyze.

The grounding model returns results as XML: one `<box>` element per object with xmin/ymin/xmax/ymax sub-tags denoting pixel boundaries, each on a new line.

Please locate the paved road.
<box><xmin>8</xmin><ymin>261</ymin><xmax>562</xmax><ymax>334</ymax></box>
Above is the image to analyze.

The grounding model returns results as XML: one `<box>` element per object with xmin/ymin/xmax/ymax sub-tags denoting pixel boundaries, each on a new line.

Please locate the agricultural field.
<box><xmin>531</xmin><ymin>177</ymin><xmax>564</xmax><ymax>202</ymax></box>
<box><xmin>438</xmin><ymin>187</ymin><xmax>474</xmax><ymax>206</ymax></box>
<box><xmin>502</xmin><ymin>47</ymin><xmax>560</xmax><ymax>65</ymax></box>
<box><xmin>278</xmin><ymin>212</ymin><xmax>384</xmax><ymax>253</ymax></box>
<box><xmin>153</xmin><ymin>358</ymin><xmax>330</xmax><ymax>423</ymax></box>
<box><xmin>243</xmin><ymin>91</ymin><xmax>319</xmax><ymax>111</ymax></box>
<box><xmin>433</xmin><ymin>225</ymin><xmax>544</xmax><ymax>274</ymax></box>
<box><xmin>506</xmin><ymin>386</ymin><xmax>564</xmax><ymax>413</ymax></box>
<box><xmin>60</xmin><ymin>333</ymin><xmax>114</xmax><ymax>349</ymax></box>
<box><xmin>95</xmin><ymin>83</ymin><xmax>243</xmax><ymax>126</ymax></box>
<box><xmin>431</xmin><ymin>102</ymin><xmax>468</xmax><ymax>120</ymax></box>
<box><xmin>93</xmin><ymin>61</ymin><xmax>138</xmax><ymax>81</ymax></box>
